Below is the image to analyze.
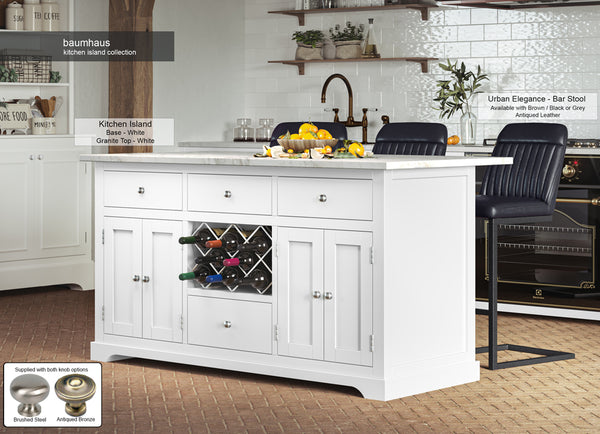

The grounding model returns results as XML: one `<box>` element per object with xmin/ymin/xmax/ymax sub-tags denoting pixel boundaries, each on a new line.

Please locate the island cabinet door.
<box><xmin>323</xmin><ymin>231</ymin><xmax>373</xmax><ymax>367</ymax></box>
<box><xmin>277</xmin><ymin>227</ymin><xmax>324</xmax><ymax>360</ymax></box>
<box><xmin>103</xmin><ymin>217</ymin><xmax>183</xmax><ymax>342</ymax></box>
<box><xmin>104</xmin><ymin>217</ymin><xmax>143</xmax><ymax>338</ymax></box>
<box><xmin>141</xmin><ymin>219</ymin><xmax>183</xmax><ymax>343</ymax></box>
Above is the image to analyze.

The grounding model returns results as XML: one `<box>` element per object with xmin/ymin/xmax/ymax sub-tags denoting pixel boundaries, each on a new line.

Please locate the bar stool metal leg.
<box><xmin>476</xmin><ymin>218</ymin><xmax>575</xmax><ymax>370</ymax></box>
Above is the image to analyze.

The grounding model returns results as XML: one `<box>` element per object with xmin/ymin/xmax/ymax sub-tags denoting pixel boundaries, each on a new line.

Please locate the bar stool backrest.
<box><xmin>480</xmin><ymin>123</ymin><xmax>567</xmax><ymax>215</ymax></box>
<box><xmin>373</xmin><ymin>122</ymin><xmax>447</xmax><ymax>156</ymax></box>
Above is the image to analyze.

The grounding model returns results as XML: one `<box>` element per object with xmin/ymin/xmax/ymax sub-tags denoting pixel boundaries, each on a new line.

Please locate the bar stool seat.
<box><xmin>476</xmin><ymin>122</ymin><xmax>575</xmax><ymax>370</ymax></box>
<box><xmin>373</xmin><ymin>122</ymin><xmax>447</xmax><ymax>156</ymax></box>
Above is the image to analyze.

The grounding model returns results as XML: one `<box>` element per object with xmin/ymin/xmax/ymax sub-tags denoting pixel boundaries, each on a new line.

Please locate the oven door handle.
<box><xmin>556</xmin><ymin>197</ymin><xmax>600</xmax><ymax>206</ymax></box>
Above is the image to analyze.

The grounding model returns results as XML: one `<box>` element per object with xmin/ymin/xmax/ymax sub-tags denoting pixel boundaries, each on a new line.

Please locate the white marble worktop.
<box><xmin>81</xmin><ymin>151</ymin><xmax>511</xmax><ymax>170</ymax></box>
<box><xmin>447</xmin><ymin>145</ymin><xmax>600</xmax><ymax>155</ymax></box>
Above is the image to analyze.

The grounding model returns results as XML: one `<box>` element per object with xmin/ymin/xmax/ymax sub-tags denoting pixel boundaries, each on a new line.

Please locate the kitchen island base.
<box><xmin>84</xmin><ymin>154</ymin><xmax>511</xmax><ymax>401</ymax></box>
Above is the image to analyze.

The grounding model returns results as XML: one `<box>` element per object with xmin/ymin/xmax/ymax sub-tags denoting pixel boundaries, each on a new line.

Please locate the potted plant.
<box><xmin>292</xmin><ymin>30</ymin><xmax>325</xmax><ymax>60</ymax></box>
<box><xmin>433</xmin><ymin>59</ymin><xmax>488</xmax><ymax>145</ymax></box>
<box><xmin>329</xmin><ymin>22</ymin><xmax>364</xmax><ymax>59</ymax></box>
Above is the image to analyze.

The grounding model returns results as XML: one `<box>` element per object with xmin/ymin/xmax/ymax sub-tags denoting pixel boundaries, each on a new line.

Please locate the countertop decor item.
<box><xmin>434</xmin><ymin>59</ymin><xmax>488</xmax><ymax>145</ymax></box>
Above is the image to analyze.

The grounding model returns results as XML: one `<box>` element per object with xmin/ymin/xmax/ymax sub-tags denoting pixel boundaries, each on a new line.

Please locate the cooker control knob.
<box><xmin>562</xmin><ymin>164</ymin><xmax>577</xmax><ymax>178</ymax></box>
<box><xmin>10</xmin><ymin>374</ymin><xmax>50</xmax><ymax>417</ymax></box>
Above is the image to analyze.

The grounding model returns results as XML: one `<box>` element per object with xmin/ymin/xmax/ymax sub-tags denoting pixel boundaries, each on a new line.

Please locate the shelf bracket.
<box><xmin>280</xmin><ymin>61</ymin><xmax>305</xmax><ymax>75</ymax></box>
<box><xmin>268</xmin><ymin>10</ymin><xmax>304</xmax><ymax>25</ymax></box>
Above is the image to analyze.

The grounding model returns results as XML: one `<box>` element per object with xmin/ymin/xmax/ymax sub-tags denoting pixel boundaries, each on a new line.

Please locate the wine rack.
<box><xmin>185</xmin><ymin>222</ymin><xmax>272</xmax><ymax>295</ymax></box>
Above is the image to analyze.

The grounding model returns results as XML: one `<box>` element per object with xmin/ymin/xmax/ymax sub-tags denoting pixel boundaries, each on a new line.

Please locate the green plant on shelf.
<box><xmin>292</xmin><ymin>29</ymin><xmax>325</xmax><ymax>47</ymax></box>
<box><xmin>329</xmin><ymin>22</ymin><xmax>364</xmax><ymax>42</ymax></box>
<box><xmin>49</xmin><ymin>70</ymin><xmax>62</xmax><ymax>83</ymax></box>
<box><xmin>0</xmin><ymin>66</ymin><xmax>19</xmax><ymax>83</ymax></box>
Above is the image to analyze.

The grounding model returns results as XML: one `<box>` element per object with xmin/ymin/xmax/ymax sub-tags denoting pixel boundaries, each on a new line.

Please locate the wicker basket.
<box><xmin>277</xmin><ymin>138</ymin><xmax>338</xmax><ymax>153</ymax></box>
<box><xmin>0</xmin><ymin>51</ymin><xmax>51</xmax><ymax>83</ymax></box>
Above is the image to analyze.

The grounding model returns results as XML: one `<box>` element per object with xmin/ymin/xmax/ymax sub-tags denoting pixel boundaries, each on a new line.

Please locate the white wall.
<box><xmin>153</xmin><ymin>0</ymin><xmax>246</xmax><ymax>143</ymax></box>
<box><xmin>74</xmin><ymin>0</ymin><xmax>109</xmax><ymax>119</ymax></box>
<box><xmin>244</xmin><ymin>0</ymin><xmax>600</xmax><ymax>143</ymax></box>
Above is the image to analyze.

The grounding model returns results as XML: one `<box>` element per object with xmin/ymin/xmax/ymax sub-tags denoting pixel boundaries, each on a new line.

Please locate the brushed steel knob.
<box><xmin>324</xmin><ymin>292</ymin><xmax>333</xmax><ymax>300</ymax></box>
<box><xmin>133</xmin><ymin>275</ymin><xmax>140</xmax><ymax>282</ymax></box>
<box><xmin>10</xmin><ymin>374</ymin><xmax>50</xmax><ymax>417</ymax></box>
<box><xmin>318</xmin><ymin>194</ymin><xmax>327</xmax><ymax>203</ymax></box>
<box><xmin>224</xmin><ymin>190</ymin><xmax>232</xmax><ymax>198</ymax></box>
<box><xmin>55</xmin><ymin>374</ymin><xmax>96</xmax><ymax>417</ymax></box>
<box><xmin>313</xmin><ymin>291</ymin><xmax>322</xmax><ymax>299</ymax></box>
<box><xmin>223</xmin><ymin>320</ymin><xmax>232</xmax><ymax>328</ymax></box>
<box><xmin>37</xmin><ymin>155</ymin><xmax>43</xmax><ymax>160</ymax></box>
<box><xmin>29</xmin><ymin>154</ymin><xmax>35</xmax><ymax>160</ymax></box>
<box><xmin>138</xmin><ymin>187</ymin><xmax>145</xmax><ymax>194</ymax></box>
<box><xmin>142</xmin><ymin>276</ymin><xmax>150</xmax><ymax>283</ymax></box>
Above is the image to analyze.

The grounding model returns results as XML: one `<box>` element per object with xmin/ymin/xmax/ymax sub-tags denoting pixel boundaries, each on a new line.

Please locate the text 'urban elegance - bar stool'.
<box><xmin>373</xmin><ymin>122</ymin><xmax>448</xmax><ymax>156</ymax></box>
<box><xmin>476</xmin><ymin>123</ymin><xmax>575</xmax><ymax>370</ymax></box>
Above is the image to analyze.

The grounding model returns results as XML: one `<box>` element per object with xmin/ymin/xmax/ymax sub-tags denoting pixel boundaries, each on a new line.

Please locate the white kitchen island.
<box><xmin>82</xmin><ymin>152</ymin><xmax>511</xmax><ymax>401</ymax></box>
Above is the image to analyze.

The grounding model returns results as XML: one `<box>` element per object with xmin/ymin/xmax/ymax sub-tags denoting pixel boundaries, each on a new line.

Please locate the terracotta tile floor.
<box><xmin>1</xmin><ymin>286</ymin><xmax>600</xmax><ymax>433</ymax></box>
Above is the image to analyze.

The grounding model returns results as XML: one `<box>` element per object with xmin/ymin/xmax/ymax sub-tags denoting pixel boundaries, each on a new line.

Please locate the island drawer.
<box><xmin>187</xmin><ymin>297</ymin><xmax>272</xmax><ymax>354</ymax></box>
<box><xmin>103</xmin><ymin>171</ymin><xmax>183</xmax><ymax>210</ymax></box>
<box><xmin>277</xmin><ymin>177</ymin><xmax>373</xmax><ymax>220</ymax></box>
<box><xmin>187</xmin><ymin>174</ymin><xmax>272</xmax><ymax>215</ymax></box>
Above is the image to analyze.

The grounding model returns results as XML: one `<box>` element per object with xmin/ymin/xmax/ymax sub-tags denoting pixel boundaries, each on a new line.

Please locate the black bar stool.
<box><xmin>373</xmin><ymin>122</ymin><xmax>447</xmax><ymax>155</ymax></box>
<box><xmin>476</xmin><ymin>122</ymin><xmax>575</xmax><ymax>370</ymax></box>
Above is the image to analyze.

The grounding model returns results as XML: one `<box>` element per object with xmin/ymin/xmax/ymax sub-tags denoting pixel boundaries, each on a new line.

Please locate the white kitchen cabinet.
<box><xmin>86</xmin><ymin>154</ymin><xmax>511</xmax><ymax>400</ymax></box>
<box><xmin>277</xmin><ymin>227</ymin><xmax>372</xmax><ymax>366</ymax></box>
<box><xmin>103</xmin><ymin>217</ymin><xmax>183</xmax><ymax>343</ymax></box>
<box><xmin>0</xmin><ymin>138</ymin><xmax>93</xmax><ymax>291</ymax></box>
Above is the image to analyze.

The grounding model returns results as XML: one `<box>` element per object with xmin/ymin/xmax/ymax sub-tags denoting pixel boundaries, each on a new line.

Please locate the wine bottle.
<box><xmin>194</xmin><ymin>249</ymin><xmax>227</xmax><ymax>266</ymax></box>
<box><xmin>178</xmin><ymin>265</ymin><xmax>211</xmax><ymax>282</ymax></box>
<box><xmin>179</xmin><ymin>228</ymin><xmax>224</xmax><ymax>245</ymax></box>
<box><xmin>232</xmin><ymin>268</ymin><xmax>270</xmax><ymax>292</ymax></box>
<box><xmin>223</xmin><ymin>251</ymin><xmax>255</xmax><ymax>271</ymax></box>
<box><xmin>238</xmin><ymin>235</ymin><xmax>270</xmax><ymax>255</ymax></box>
<box><xmin>204</xmin><ymin>266</ymin><xmax>241</xmax><ymax>284</ymax></box>
<box><xmin>205</xmin><ymin>231</ymin><xmax>244</xmax><ymax>252</ymax></box>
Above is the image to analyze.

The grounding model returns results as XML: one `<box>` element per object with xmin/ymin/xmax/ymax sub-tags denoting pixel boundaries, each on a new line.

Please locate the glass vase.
<box><xmin>460</xmin><ymin>110</ymin><xmax>477</xmax><ymax>146</ymax></box>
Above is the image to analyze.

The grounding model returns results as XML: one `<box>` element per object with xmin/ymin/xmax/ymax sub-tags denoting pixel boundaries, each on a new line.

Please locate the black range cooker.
<box><xmin>475</xmin><ymin>139</ymin><xmax>600</xmax><ymax>320</ymax></box>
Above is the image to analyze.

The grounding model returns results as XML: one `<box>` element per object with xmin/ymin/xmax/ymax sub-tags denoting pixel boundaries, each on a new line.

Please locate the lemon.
<box><xmin>300</xmin><ymin>131</ymin><xmax>317</xmax><ymax>140</ymax></box>
<box><xmin>348</xmin><ymin>142</ymin><xmax>365</xmax><ymax>157</ymax></box>
<box><xmin>289</xmin><ymin>133</ymin><xmax>301</xmax><ymax>140</ymax></box>
<box><xmin>299</xmin><ymin>122</ymin><xmax>318</xmax><ymax>134</ymax></box>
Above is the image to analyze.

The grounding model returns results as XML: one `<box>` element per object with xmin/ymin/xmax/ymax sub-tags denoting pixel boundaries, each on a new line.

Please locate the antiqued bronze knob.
<box><xmin>10</xmin><ymin>374</ymin><xmax>50</xmax><ymax>417</ymax></box>
<box><xmin>55</xmin><ymin>374</ymin><xmax>96</xmax><ymax>417</ymax></box>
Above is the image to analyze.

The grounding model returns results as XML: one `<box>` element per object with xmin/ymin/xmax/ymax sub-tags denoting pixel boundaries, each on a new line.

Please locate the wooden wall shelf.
<box><xmin>440</xmin><ymin>0</ymin><xmax>600</xmax><ymax>9</ymax></box>
<box><xmin>268</xmin><ymin>57</ymin><xmax>437</xmax><ymax>75</ymax></box>
<box><xmin>268</xmin><ymin>3</ymin><xmax>437</xmax><ymax>24</ymax></box>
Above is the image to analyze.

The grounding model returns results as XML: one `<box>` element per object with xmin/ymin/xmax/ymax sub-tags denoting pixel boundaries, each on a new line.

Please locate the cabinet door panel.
<box><xmin>104</xmin><ymin>217</ymin><xmax>143</xmax><ymax>337</ymax></box>
<box><xmin>37</xmin><ymin>151</ymin><xmax>88</xmax><ymax>257</ymax></box>
<box><xmin>0</xmin><ymin>154</ymin><xmax>33</xmax><ymax>261</ymax></box>
<box><xmin>277</xmin><ymin>227</ymin><xmax>324</xmax><ymax>360</ymax></box>
<box><xmin>142</xmin><ymin>219</ymin><xmax>183</xmax><ymax>342</ymax></box>
<box><xmin>324</xmin><ymin>230</ymin><xmax>373</xmax><ymax>366</ymax></box>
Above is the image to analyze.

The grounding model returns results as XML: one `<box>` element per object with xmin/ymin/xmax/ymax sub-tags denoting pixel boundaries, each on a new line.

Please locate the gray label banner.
<box><xmin>1</xmin><ymin>32</ymin><xmax>174</xmax><ymax>61</ymax></box>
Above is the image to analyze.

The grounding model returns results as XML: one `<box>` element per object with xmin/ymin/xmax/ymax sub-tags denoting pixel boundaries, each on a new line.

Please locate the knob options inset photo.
<box><xmin>3</xmin><ymin>363</ymin><xmax>102</xmax><ymax>428</ymax></box>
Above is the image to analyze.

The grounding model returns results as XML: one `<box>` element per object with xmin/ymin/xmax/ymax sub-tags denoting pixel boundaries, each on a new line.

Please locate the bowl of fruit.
<box><xmin>277</xmin><ymin>123</ymin><xmax>338</xmax><ymax>153</ymax></box>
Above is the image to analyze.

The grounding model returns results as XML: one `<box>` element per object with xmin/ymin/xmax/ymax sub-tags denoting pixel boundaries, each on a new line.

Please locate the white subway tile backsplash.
<box><xmin>244</xmin><ymin>1</ymin><xmax>600</xmax><ymax>143</ymax></box>
<box><xmin>444</xmin><ymin>8</ymin><xmax>471</xmax><ymax>26</ymax></box>
<box><xmin>471</xmin><ymin>8</ymin><xmax>498</xmax><ymax>25</ymax></box>
<box><xmin>457</xmin><ymin>25</ymin><xmax>484</xmax><ymax>42</ymax></box>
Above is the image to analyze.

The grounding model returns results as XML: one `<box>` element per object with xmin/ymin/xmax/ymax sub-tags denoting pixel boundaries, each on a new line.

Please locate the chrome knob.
<box><xmin>313</xmin><ymin>291</ymin><xmax>322</xmax><ymax>299</ymax></box>
<box><xmin>324</xmin><ymin>292</ymin><xmax>333</xmax><ymax>300</ymax></box>
<box><xmin>142</xmin><ymin>276</ymin><xmax>150</xmax><ymax>283</ymax></box>
<box><xmin>224</xmin><ymin>190</ymin><xmax>232</xmax><ymax>198</ymax></box>
<box><xmin>133</xmin><ymin>275</ymin><xmax>140</xmax><ymax>282</ymax></box>
<box><xmin>29</xmin><ymin>154</ymin><xmax>35</xmax><ymax>160</ymax></box>
<box><xmin>223</xmin><ymin>320</ymin><xmax>232</xmax><ymax>328</ymax></box>
<box><xmin>10</xmin><ymin>374</ymin><xmax>50</xmax><ymax>417</ymax></box>
<box><xmin>37</xmin><ymin>155</ymin><xmax>43</xmax><ymax>160</ymax></box>
<box><xmin>318</xmin><ymin>194</ymin><xmax>327</xmax><ymax>203</ymax></box>
<box><xmin>138</xmin><ymin>187</ymin><xmax>145</xmax><ymax>194</ymax></box>
<box><xmin>55</xmin><ymin>374</ymin><xmax>96</xmax><ymax>417</ymax></box>
<box><xmin>562</xmin><ymin>164</ymin><xmax>576</xmax><ymax>178</ymax></box>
